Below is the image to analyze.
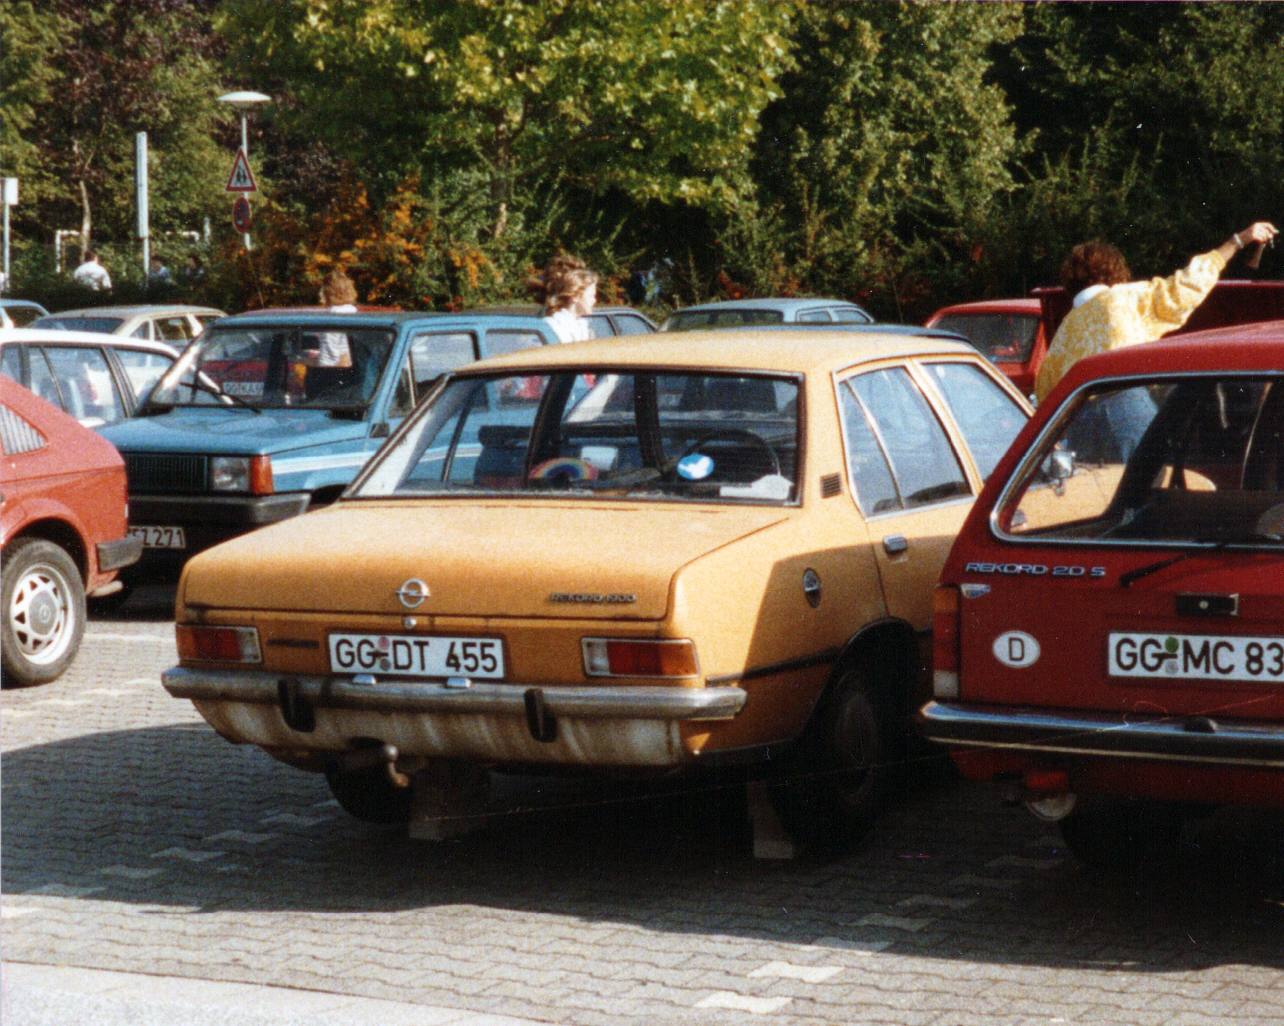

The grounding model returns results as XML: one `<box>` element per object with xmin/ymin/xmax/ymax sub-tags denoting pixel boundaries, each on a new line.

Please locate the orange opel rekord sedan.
<box><xmin>163</xmin><ymin>330</ymin><xmax>1029</xmax><ymax>847</ymax></box>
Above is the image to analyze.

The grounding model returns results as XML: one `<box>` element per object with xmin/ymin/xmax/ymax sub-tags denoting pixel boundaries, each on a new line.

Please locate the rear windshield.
<box><xmin>998</xmin><ymin>375</ymin><xmax>1284</xmax><ymax>547</ymax></box>
<box><xmin>31</xmin><ymin>316</ymin><xmax>124</xmax><ymax>335</ymax></box>
<box><xmin>932</xmin><ymin>313</ymin><xmax>1039</xmax><ymax>363</ymax></box>
<box><xmin>664</xmin><ymin>309</ymin><xmax>785</xmax><ymax>331</ymax></box>
<box><xmin>149</xmin><ymin>324</ymin><xmax>396</xmax><ymax>412</ymax></box>
<box><xmin>354</xmin><ymin>369</ymin><xmax>800</xmax><ymax>505</ymax></box>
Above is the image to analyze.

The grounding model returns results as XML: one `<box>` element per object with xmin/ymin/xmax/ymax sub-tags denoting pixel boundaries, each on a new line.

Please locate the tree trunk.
<box><xmin>79</xmin><ymin>178</ymin><xmax>92</xmax><ymax>253</ymax></box>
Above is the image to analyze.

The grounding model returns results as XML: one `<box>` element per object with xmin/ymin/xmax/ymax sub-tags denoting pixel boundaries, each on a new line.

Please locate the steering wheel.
<box><xmin>676</xmin><ymin>428</ymin><xmax>781</xmax><ymax>478</ymax></box>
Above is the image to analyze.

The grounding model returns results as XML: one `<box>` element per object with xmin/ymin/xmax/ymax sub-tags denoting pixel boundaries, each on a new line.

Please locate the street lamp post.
<box><xmin>217</xmin><ymin>91</ymin><xmax>270</xmax><ymax>249</ymax></box>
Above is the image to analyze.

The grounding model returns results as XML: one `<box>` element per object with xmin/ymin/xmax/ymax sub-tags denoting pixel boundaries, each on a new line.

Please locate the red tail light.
<box><xmin>177</xmin><ymin>625</ymin><xmax>262</xmax><ymax>664</ymax></box>
<box><xmin>582</xmin><ymin>638</ymin><xmax>699</xmax><ymax>678</ymax></box>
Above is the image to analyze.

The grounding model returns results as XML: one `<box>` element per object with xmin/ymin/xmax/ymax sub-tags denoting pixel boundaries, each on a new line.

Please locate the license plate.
<box><xmin>129</xmin><ymin>525</ymin><xmax>186</xmax><ymax>549</ymax></box>
<box><xmin>1108</xmin><ymin>632</ymin><xmax>1284</xmax><ymax>682</ymax></box>
<box><xmin>328</xmin><ymin>633</ymin><xmax>505</xmax><ymax>679</ymax></box>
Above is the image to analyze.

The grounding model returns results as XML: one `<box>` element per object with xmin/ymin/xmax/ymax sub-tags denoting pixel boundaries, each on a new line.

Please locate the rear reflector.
<box><xmin>177</xmin><ymin>625</ymin><xmax>262</xmax><ymax>664</ymax></box>
<box><xmin>582</xmin><ymin>638</ymin><xmax>699</xmax><ymax>678</ymax></box>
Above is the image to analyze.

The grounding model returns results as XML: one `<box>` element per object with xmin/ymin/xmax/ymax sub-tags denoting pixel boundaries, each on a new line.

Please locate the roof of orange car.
<box><xmin>466</xmin><ymin>327</ymin><xmax>980</xmax><ymax>375</ymax></box>
<box><xmin>1049</xmin><ymin>318</ymin><xmax>1284</xmax><ymax>404</ymax></box>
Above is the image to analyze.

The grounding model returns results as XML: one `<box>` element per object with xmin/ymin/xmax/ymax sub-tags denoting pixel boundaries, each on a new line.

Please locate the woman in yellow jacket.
<box><xmin>1036</xmin><ymin>220</ymin><xmax>1277</xmax><ymax>463</ymax></box>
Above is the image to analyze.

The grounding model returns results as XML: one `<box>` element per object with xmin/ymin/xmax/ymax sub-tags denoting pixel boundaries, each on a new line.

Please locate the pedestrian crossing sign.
<box><xmin>225</xmin><ymin>149</ymin><xmax>258</xmax><ymax>193</ymax></box>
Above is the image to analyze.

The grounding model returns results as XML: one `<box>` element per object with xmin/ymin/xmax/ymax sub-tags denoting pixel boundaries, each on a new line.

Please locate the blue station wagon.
<box><xmin>99</xmin><ymin>311</ymin><xmax>563</xmax><ymax>588</ymax></box>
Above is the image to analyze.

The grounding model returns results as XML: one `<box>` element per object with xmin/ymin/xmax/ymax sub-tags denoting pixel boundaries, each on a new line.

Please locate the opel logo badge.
<box><xmin>396</xmin><ymin>578</ymin><xmax>430</xmax><ymax>609</ymax></box>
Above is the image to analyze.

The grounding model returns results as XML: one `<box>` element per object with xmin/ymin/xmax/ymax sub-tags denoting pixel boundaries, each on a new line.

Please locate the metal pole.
<box><xmin>136</xmin><ymin>132</ymin><xmax>150</xmax><ymax>276</ymax></box>
<box><xmin>241</xmin><ymin>113</ymin><xmax>251</xmax><ymax>250</ymax></box>
<box><xmin>3</xmin><ymin>202</ymin><xmax>9</xmax><ymax>296</ymax></box>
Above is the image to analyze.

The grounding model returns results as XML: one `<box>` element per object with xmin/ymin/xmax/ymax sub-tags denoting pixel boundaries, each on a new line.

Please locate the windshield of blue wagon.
<box><xmin>999</xmin><ymin>376</ymin><xmax>1284</xmax><ymax>546</ymax></box>
<box><xmin>149</xmin><ymin>324</ymin><xmax>396</xmax><ymax>410</ymax></box>
<box><xmin>354</xmin><ymin>370</ymin><xmax>801</xmax><ymax>503</ymax></box>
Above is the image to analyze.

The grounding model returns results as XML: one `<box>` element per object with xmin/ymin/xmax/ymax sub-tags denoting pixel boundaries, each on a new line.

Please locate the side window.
<box><xmin>923</xmin><ymin>361</ymin><xmax>1028</xmax><ymax>481</ymax></box>
<box><xmin>131</xmin><ymin>322</ymin><xmax>151</xmax><ymax>340</ymax></box>
<box><xmin>156</xmin><ymin>317</ymin><xmax>192</xmax><ymax>342</ymax></box>
<box><xmin>43</xmin><ymin>346</ymin><xmax>125</xmax><ymax>426</ymax></box>
<box><xmin>27</xmin><ymin>347</ymin><xmax>64</xmax><ymax>409</ymax></box>
<box><xmin>584</xmin><ymin>314</ymin><xmax>612</xmax><ymax>338</ymax></box>
<box><xmin>847</xmin><ymin>366</ymin><xmax>969</xmax><ymax>509</ymax></box>
<box><xmin>839</xmin><ymin>385</ymin><xmax>900</xmax><ymax>515</ymax></box>
<box><xmin>115</xmin><ymin>348</ymin><xmax>176</xmax><ymax>403</ymax></box>
<box><xmin>389</xmin><ymin>332</ymin><xmax>477</xmax><ymax>418</ymax></box>
<box><xmin>613</xmin><ymin>314</ymin><xmax>653</xmax><ymax>336</ymax></box>
<box><xmin>1</xmin><ymin>345</ymin><xmax>22</xmax><ymax>382</ymax></box>
<box><xmin>796</xmin><ymin>309</ymin><xmax>834</xmax><ymax>323</ymax></box>
<box><xmin>833</xmin><ymin>306</ymin><xmax>871</xmax><ymax>324</ymax></box>
<box><xmin>484</xmin><ymin>329</ymin><xmax>545</xmax><ymax>358</ymax></box>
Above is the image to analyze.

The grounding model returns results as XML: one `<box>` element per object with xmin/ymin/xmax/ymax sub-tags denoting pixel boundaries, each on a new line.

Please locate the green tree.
<box><xmin>218</xmin><ymin>0</ymin><xmax>797</xmax><ymax>242</ymax></box>
<box><xmin>5</xmin><ymin>0</ymin><xmax>228</xmax><ymax>262</ymax></box>
<box><xmin>729</xmin><ymin>1</ymin><xmax>1024</xmax><ymax>318</ymax></box>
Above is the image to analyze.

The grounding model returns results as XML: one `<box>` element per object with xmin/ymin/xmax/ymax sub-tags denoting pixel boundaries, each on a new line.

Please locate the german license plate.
<box><xmin>328</xmin><ymin>633</ymin><xmax>504</xmax><ymax>679</ymax></box>
<box><xmin>1108</xmin><ymin>632</ymin><xmax>1284</xmax><ymax>682</ymax></box>
<box><xmin>129</xmin><ymin>525</ymin><xmax>186</xmax><ymax>549</ymax></box>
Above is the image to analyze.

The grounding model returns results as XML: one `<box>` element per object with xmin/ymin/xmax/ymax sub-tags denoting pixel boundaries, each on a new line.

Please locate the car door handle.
<box><xmin>883</xmin><ymin>535</ymin><xmax>908</xmax><ymax>555</ymax></box>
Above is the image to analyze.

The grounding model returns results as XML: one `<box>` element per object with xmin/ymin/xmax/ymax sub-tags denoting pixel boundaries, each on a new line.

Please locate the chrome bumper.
<box><xmin>163</xmin><ymin>667</ymin><xmax>746</xmax><ymax>767</ymax></box>
<box><xmin>918</xmin><ymin>701</ymin><xmax>1284</xmax><ymax>769</ymax></box>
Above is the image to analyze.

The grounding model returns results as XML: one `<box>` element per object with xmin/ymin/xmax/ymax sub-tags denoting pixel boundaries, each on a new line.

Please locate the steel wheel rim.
<box><xmin>9</xmin><ymin>561</ymin><xmax>76</xmax><ymax>665</ymax></box>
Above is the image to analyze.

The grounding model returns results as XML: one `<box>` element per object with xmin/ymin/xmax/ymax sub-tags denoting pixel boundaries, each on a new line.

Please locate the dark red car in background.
<box><xmin>919</xmin><ymin>320</ymin><xmax>1284</xmax><ymax>869</ymax></box>
<box><xmin>1</xmin><ymin>376</ymin><xmax>141</xmax><ymax>686</ymax></box>
<box><xmin>927</xmin><ymin>281</ymin><xmax>1284</xmax><ymax>401</ymax></box>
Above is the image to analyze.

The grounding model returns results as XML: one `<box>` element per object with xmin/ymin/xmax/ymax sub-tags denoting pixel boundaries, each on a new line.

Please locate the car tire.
<box><xmin>1058</xmin><ymin>800</ymin><xmax>1185</xmax><ymax>871</ymax></box>
<box><xmin>2</xmin><ymin>538</ymin><xmax>86</xmax><ymax>688</ymax></box>
<box><xmin>324</xmin><ymin>761</ymin><xmax>414</xmax><ymax>825</ymax></box>
<box><xmin>768</xmin><ymin>665</ymin><xmax>892</xmax><ymax>853</ymax></box>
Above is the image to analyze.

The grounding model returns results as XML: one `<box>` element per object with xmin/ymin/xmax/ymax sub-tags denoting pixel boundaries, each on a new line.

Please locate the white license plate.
<box><xmin>1108</xmin><ymin>632</ymin><xmax>1284</xmax><ymax>682</ymax></box>
<box><xmin>129</xmin><ymin>525</ymin><xmax>186</xmax><ymax>549</ymax></box>
<box><xmin>328</xmin><ymin>633</ymin><xmax>505</xmax><ymax>679</ymax></box>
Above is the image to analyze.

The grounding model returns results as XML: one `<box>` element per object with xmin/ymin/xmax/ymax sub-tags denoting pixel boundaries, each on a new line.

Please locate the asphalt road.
<box><xmin>2</xmin><ymin>585</ymin><xmax>1282</xmax><ymax>1025</ymax></box>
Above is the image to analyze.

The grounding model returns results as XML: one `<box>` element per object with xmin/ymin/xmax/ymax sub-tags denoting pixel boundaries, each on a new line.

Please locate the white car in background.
<box><xmin>0</xmin><ymin>328</ymin><xmax>180</xmax><ymax>429</ymax></box>
<box><xmin>662</xmin><ymin>297</ymin><xmax>873</xmax><ymax>331</ymax></box>
<box><xmin>0</xmin><ymin>300</ymin><xmax>50</xmax><ymax>330</ymax></box>
<box><xmin>30</xmin><ymin>304</ymin><xmax>225</xmax><ymax>345</ymax></box>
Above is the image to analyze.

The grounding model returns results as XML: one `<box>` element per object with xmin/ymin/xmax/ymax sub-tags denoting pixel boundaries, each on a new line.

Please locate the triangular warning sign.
<box><xmin>225</xmin><ymin>149</ymin><xmax>258</xmax><ymax>193</ymax></box>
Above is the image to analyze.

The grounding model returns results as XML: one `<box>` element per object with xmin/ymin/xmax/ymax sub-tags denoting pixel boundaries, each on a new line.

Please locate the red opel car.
<box><xmin>1</xmin><ymin>376</ymin><xmax>141</xmax><ymax>686</ymax></box>
<box><xmin>925</xmin><ymin>298</ymin><xmax>1046</xmax><ymax>398</ymax></box>
<box><xmin>919</xmin><ymin>320</ymin><xmax>1284</xmax><ymax>868</ymax></box>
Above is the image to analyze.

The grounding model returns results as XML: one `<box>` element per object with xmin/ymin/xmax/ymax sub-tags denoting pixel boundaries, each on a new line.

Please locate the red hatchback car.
<box><xmin>1</xmin><ymin>377</ymin><xmax>141</xmax><ymax>686</ymax></box>
<box><xmin>919</xmin><ymin>320</ymin><xmax>1284</xmax><ymax>868</ymax></box>
<box><xmin>925</xmin><ymin>298</ymin><xmax>1046</xmax><ymax>398</ymax></box>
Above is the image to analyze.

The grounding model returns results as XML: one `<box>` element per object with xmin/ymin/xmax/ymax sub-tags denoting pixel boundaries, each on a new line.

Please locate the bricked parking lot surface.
<box><xmin>3</xmin><ymin>589</ymin><xmax>1282</xmax><ymax>1025</ymax></box>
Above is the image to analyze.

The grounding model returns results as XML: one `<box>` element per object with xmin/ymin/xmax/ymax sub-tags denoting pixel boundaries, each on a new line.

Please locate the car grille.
<box><xmin>125</xmin><ymin>453</ymin><xmax>207</xmax><ymax>493</ymax></box>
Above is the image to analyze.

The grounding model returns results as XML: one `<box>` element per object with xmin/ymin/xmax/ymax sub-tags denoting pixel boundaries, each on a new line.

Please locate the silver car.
<box><xmin>661</xmin><ymin>297</ymin><xmax>873</xmax><ymax>331</ymax></box>
<box><xmin>30</xmin><ymin>304</ymin><xmax>225</xmax><ymax>345</ymax></box>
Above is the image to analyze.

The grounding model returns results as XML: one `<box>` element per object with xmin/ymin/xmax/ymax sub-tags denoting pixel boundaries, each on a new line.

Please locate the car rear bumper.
<box><xmin>97</xmin><ymin>534</ymin><xmax>143</xmax><ymax>572</ymax></box>
<box><xmin>919</xmin><ymin>700</ymin><xmax>1284</xmax><ymax>769</ymax></box>
<box><xmin>163</xmin><ymin>666</ymin><xmax>747</xmax><ymax>767</ymax></box>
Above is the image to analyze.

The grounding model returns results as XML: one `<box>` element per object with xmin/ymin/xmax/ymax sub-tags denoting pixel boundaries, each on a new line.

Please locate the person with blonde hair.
<box><xmin>538</xmin><ymin>255</ymin><xmax>599</xmax><ymax>343</ymax></box>
<box><xmin>315</xmin><ymin>269</ymin><xmax>358</xmax><ymax>367</ymax></box>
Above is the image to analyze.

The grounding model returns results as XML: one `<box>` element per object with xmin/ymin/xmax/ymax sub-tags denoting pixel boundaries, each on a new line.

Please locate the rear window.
<box><xmin>999</xmin><ymin>375</ymin><xmax>1284</xmax><ymax>547</ymax></box>
<box><xmin>664</xmin><ymin>309</ymin><xmax>785</xmax><ymax>331</ymax></box>
<box><xmin>932</xmin><ymin>313</ymin><xmax>1039</xmax><ymax>363</ymax></box>
<box><xmin>32</xmin><ymin>316</ymin><xmax>124</xmax><ymax>335</ymax></box>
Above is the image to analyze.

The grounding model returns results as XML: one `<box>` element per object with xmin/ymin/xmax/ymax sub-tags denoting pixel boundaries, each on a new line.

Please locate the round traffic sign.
<box><xmin>232</xmin><ymin>196</ymin><xmax>253</xmax><ymax>233</ymax></box>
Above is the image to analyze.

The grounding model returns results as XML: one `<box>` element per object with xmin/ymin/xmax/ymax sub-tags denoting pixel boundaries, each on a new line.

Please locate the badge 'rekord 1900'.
<box><xmin>549</xmin><ymin>593</ymin><xmax>637</xmax><ymax>604</ymax></box>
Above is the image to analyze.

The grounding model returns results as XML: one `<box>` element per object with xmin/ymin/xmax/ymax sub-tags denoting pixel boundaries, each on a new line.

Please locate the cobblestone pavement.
<box><xmin>2</xmin><ymin>587</ymin><xmax>1282</xmax><ymax>1025</ymax></box>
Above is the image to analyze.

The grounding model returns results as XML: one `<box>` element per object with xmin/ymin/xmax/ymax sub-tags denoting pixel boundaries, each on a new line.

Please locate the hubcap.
<box><xmin>10</xmin><ymin>564</ymin><xmax>74</xmax><ymax>665</ymax></box>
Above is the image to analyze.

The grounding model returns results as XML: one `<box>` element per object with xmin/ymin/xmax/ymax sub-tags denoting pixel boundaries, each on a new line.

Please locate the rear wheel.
<box><xmin>324</xmin><ymin>761</ymin><xmax>414</xmax><ymax>825</ymax></box>
<box><xmin>1058</xmin><ymin>800</ymin><xmax>1186</xmax><ymax>871</ymax></box>
<box><xmin>768</xmin><ymin>666</ymin><xmax>895</xmax><ymax>853</ymax></box>
<box><xmin>2</xmin><ymin>538</ymin><xmax>86</xmax><ymax>687</ymax></box>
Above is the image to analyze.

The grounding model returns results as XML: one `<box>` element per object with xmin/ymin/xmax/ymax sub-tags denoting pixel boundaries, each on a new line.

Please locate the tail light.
<box><xmin>932</xmin><ymin>584</ymin><xmax>960</xmax><ymax>698</ymax></box>
<box><xmin>582</xmin><ymin>638</ymin><xmax>699</xmax><ymax>678</ymax></box>
<box><xmin>177</xmin><ymin>625</ymin><xmax>262</xmax><ymax>664</ymax></box>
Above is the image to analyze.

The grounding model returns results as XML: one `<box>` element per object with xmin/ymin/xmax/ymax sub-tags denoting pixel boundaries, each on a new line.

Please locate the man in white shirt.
<box><xmin>73</xmin><ymin>251</ymin><xmax>112</xmax><ymax>291</ymax></box>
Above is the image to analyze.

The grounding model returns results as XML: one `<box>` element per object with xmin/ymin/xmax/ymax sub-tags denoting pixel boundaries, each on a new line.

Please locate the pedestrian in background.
<box><xmin>1037</xmin><ymin>219</ymin><xmax>1277</xmax><ymax>462</ymax></box>
<box><xmin>313</xmin><ymin>269</ymin><xmax>358</xmax><ymax>367</ymax></box>
<box><xmin>73</xmin><ymin>250</ymin><xmax>112</xmax><ymax>291</ymax></box>
<box><xmin>183</xmin><ymin>253</ymin><xmax>207</xmax><ymax>288</ymax></box>
<box><xmin>537</xmin><ymin>254</ymin><xmax>599</xmax><ymax>343</ymax></box>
